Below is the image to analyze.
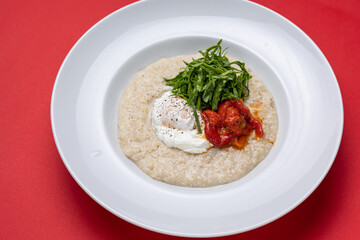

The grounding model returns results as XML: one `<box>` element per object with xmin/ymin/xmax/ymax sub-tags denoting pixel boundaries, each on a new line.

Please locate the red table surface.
<box><xmin>1</xmin><ymin>0</ymin><xmax>359</xmax><ymax>239</ymax></box>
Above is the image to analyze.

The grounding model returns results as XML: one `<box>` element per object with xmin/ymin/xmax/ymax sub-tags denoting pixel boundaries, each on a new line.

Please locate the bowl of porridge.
<box><xmin>51</xmin><ymin>0</ymin><xmax>343</xmax><ymax>237</ymax></box>
<box><xmin>117</xmin><ymin>41</ymin><xmax>279</xmax><ymax>187</ymax></box>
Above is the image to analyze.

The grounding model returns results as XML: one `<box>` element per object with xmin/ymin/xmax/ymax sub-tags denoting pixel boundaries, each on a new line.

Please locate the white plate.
<box><xmin>51</xmin><ymin>0</ymin><xmax>343</xmax><ymax>237</ymax></box>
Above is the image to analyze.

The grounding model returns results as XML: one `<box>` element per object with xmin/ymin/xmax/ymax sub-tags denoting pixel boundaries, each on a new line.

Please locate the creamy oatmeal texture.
<box><xmin>118</xmin><ymin>55</ymin><xmax>278</xmax><ymax>187</ymax></box>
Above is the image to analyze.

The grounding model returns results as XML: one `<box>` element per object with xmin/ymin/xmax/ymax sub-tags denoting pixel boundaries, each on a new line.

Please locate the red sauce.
<box><xmin>231</xmin><ymin>135</ymin><xmax>250</xmax><ymax>150</ymax></box>
<box><xmin>201</xmin><ymin>99</ymin><xmax>264</xmax><ymax>148</ymax></box>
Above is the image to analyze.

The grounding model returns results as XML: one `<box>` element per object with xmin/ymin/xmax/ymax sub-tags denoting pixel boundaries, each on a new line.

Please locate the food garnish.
<box><xmin>165</xmin><ymin>40</ymin><xmax>251</xmax><ymax>134</ymax></box>
<box><xmin>201</xmin><ymin>99</ymin><xmax>264</xmax><ymax>147</ymax></box>
<box><xmin>164</xmin><ymin>40</ymin><xmax>263</xmax><ymax>147</ymax></box>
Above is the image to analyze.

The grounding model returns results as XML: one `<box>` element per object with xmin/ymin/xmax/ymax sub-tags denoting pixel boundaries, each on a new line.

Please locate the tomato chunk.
<box><xmin>201</xmin><ymin>99</ymin><xmax>264</xmax><ymax>147</ymax></box>
<box><xmin>201</xmin><ymin>110</ymin><xmax>235</xmax><ymax>146</ymax></box>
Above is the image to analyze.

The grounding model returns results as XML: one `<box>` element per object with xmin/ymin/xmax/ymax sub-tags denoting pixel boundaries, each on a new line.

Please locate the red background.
<box><xmin>1</xmin><ymin>0</ymin><xmax>358</xmax><ymax>239</ymax></box>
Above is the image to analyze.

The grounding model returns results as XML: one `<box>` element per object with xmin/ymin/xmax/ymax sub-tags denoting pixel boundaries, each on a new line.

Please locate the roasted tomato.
<box><xmin>201</xmin><ymin>99</ymin><xmax>264</xmax><ymax>147</ymax></box>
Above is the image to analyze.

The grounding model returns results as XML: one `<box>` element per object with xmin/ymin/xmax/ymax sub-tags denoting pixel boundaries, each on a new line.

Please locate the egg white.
<box><xmin>152</xmin><ymin>91</ymin><xmax>210</xmax><ymax>154</ymax></box>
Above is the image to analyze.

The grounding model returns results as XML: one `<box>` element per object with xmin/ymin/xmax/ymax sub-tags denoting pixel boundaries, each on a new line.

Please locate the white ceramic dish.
<box><xmin>51</xmin><ymin>0</ymin><xmax>343</xmax><ymax>237</ymax></box>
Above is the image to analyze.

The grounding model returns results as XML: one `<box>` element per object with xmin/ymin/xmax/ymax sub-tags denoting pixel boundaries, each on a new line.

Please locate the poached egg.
<box><xmin>152</xmin><ymin>91</ymin><xmax>211</xmax><ymax>154</ymax></box>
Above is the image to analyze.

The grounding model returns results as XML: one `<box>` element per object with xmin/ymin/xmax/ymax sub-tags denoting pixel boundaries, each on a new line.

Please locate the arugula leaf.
<box><xmin>164</xmin><ymin>40</ymin><xmax>252</xmax><ymax>134</ymax></box>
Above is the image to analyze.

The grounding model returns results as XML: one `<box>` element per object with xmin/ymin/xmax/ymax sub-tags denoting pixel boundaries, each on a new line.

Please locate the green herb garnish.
<box><xmin>164</xmin><ymin>40</ymin><xmax>252</xmax><ymax>134</ymax></box>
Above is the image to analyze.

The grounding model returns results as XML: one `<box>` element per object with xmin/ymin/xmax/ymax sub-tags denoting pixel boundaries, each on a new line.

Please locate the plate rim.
<box><xmin>51</xmin><ymin>0</ymin><xmax>344</xmax><ymax>237</ymax></box>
